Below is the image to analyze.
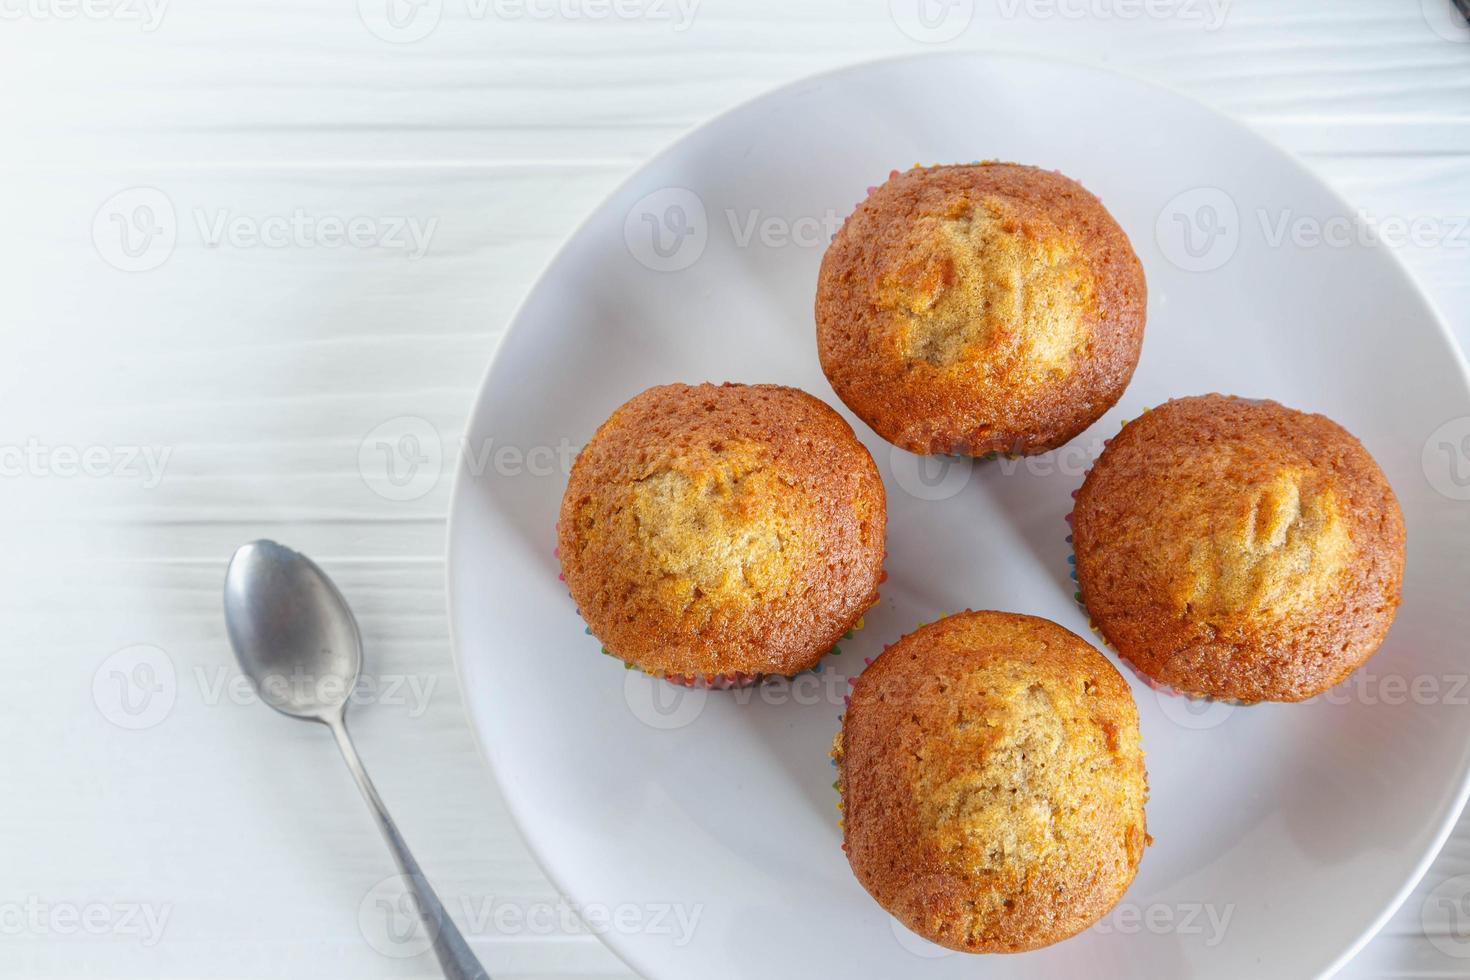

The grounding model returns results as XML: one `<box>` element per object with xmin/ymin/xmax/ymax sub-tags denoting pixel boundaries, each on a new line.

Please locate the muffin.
<box><xmin>557</xmin><ymin>382</ymin><xmax>886</xmax><ymax>683</ymax></box>
<box><xmin>816</xmin><ymin>162</ymin><xmax>1146</xmax><ymax>456</ymax></box>
<box><xmin>835</xmin><ymin>610</ymin><xmax>1148</xmax><ymax>954</ymax></box>
<box><xmin>1072</xmin><ymin>395</ymin><xmax>1405</xmax><ymax>703</ymax></box>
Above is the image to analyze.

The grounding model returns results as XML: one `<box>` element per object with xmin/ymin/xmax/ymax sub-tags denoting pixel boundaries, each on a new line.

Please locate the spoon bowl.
<box><xmin>224</xmin><ymin>539</ymin><xmax>362</xmax><ymax>722</ymax></box>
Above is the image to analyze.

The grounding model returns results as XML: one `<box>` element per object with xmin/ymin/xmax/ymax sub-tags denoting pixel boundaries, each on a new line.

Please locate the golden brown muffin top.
<box><xmin>837</xmin><ymin>611</ymin><xmax>1148</xmax><ymax>954</ymax></box>
<box><xmin>816</xmin><ymin>163</ymin><xmax>1146</xmax><ymax>456</ymax></box>
<box><xmin>558</xmin><ymin>383</ymin><xmax>886</xmax><ymax>678</ymax></box>
<box><xmin>1073</xmin><ymin>395</ymin><xmax>1405</xmax><ymax>702</ymax></box>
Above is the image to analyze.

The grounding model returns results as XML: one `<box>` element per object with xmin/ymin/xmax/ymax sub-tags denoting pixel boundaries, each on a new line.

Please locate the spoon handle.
<box><xmin>329</xmin><ymin>717</ymin><xmax>491</xmax><ymax>980</ymax></box>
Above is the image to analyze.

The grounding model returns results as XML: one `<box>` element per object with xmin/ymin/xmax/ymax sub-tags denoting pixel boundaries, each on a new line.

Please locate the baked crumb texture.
<box><xmin>557</xmin><ymin>382</ymin><xmax>887</xmax><ymax>678</ymax></box>
<box><xmin>816</xmin><ymin>163</ymin><xmax>1146</xmax><ymax>456</ymax></box>
<box><xmin>1072</xmin><ymin>394</ymin><xmax>1405</xmax><ymax>702</ymax></box>
<box><xmin>838</xmin><ymin>610</ymin><xmax>1148</xmax><ymax>954</ymax></box>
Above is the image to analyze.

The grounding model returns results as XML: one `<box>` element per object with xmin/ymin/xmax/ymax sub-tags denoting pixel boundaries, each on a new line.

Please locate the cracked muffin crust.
<box><xmin>815</xmin><ymin>162</ymin><xmax>1146</xmax><ymax>456</ymax></box>
<box><xmin>1072</xmin><ymin>395</ymin><xmax>1405</xmax><ymax>702</ymax></box>
<box><xmin>557</xmin><ymin>382</ymin><xmax>886</xmax><ymax>679</ymax></box>
<box><xmin>835</xmin><ymin>611</ymin><xmax>1148</xmax><ymax>954</ymax></box>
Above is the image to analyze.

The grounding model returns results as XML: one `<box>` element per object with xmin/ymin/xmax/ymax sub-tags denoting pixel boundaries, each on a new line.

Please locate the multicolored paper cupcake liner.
<box><xmin>831</xmin><ymin>730</ymin><xmax>847</xmax><ymax>840</ymax></box>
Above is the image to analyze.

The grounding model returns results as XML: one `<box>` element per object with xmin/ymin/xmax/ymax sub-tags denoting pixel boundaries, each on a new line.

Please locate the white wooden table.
<box><xmin>2</xmin><ymin>1</ymin><xmax>1468</xmax><ymax>976</ymax></box>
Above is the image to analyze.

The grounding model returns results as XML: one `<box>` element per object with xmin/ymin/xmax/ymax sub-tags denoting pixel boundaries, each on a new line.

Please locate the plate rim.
<box><xmin>444</xmin><ymin>48</ymin><xmax>1470</xmax><ymax>980</ymax></box>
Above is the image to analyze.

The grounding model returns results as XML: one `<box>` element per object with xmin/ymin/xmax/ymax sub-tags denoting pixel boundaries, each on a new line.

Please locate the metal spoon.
<box><xmin>223</xmin><ymin>539</ymin><xmax>490</xmax><ymax>980</ymax></box>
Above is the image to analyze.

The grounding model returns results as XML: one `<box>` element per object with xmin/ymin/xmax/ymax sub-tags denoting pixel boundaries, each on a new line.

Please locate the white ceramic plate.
<box><xmin>448</xmin><ymin>53</ymin><xmax>1470</xmax><ymax>979</ymax></box>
